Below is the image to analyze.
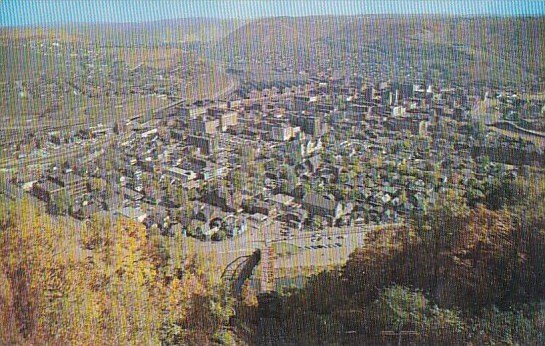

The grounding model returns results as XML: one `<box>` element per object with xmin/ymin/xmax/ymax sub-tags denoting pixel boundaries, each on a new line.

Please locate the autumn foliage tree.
<box><xmin>271</xmin><ymin>177</ymin><xmax>545</xmax><ymax>344</ymax></box>
<box><xmin>0</xmin><ymin>199</ymin><xmax>234</xmax><ymax>345</ymax></box>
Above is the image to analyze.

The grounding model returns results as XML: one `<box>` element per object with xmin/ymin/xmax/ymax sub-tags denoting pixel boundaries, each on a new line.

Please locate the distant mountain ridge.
<box><xmin>215</xmin><ymin>15</ymin><xmax>545</xmax><ymax>88</ymax></box>
<box><xmin>1</xmin><ymin>18</ymin><xmax>246</xmax><ymax>44</ymax></box>
<box><xmin>2</xmin><ymin>15</ymin><xmax>544</xmax><ymax>89</ymax></box>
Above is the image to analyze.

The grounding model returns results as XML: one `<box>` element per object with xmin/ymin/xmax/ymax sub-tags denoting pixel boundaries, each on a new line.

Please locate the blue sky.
<box><xmin>1</xmin><ymin>1</ymin><xmax>544</xmax><ymax>27</ymax></box>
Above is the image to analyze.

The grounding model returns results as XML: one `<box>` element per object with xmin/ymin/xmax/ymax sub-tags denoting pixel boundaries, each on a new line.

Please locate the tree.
<box><xmin>160</xmin><ymin>255</ymin><xmax>235</xmax><ymax>344</ymax></box>
<box><xmin>484</xmin><ymin>175</ymin><xmax>526</xmax><ymax>210</ymax></box>
<box><xmin>81</xmin><ymin>213</ymin><xmax>114</xmax><ymax>249</ymax></box>
<box><xmin>49</xmin><ymin>190</ymin><xmax>72</xmax><ymax>215</ymax></box>
<box><xmin>468</xmin><ymin>119</ymin><xmax>486</xmax><ymax>140</ymax></box>
<box><xmin>211</xmin><ymin>230</ymin><xmax>226</xmax><ymax>242</ymax></box>
<box><xmin>231</xmin><ymin>170</ymin><xmax>244</xmax><ymax>192</ymax></box>
<box><xmin>113</xmin><ymin>121</ymin><xmax>120</xmax><ymax>135</ymax></box>
<box><xmin>0</xmin><ymin>171</ymin><xmax>8</xmax><ymax>187</ymax></box>
<box><xmin>238</xmin><ymin>146</ymin><xmax>255</xmax><ymax>173</ymax></box>
<box><xmin>0</xmin><ymin>201</ymin><xmax>234</xmax><ymax>345</ymax></box>
<box><xmin>368</xmin><ymin>286</ymin><xmax>465</xmax><ymax>344</ymax></box>
<box><xmin>465</xmin><ymin>177</ymin><xmax>485</xmax><ymax>207</ymax></box>
<box><xmin>471</xmin><ymin>306</ymin><xmax>545</xmax><ymax>345</ymax></box>
<box><xmin>172</xmin><ymin>187</ymin><xmax>188</xmax><ymax>208</ymax></box>
<box><xmin>89</xmin><ymin>177</ymin><xmax>106</xmax><ymax>193</ymax></box>
<box><xmin>508</xmin><ymin>177</ymin><xmax>545</xmax><ymax>300</ymax></box>
<box><xmin>411</xmin><ymin>191</ymin><xmax>470</xmax><ymax>297</ymax></box>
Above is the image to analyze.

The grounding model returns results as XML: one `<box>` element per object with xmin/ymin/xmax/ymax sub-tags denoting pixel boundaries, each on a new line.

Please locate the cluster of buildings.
<box><xmin>2</xmin><ymin>73</ymin><xmax>545</xmax><ymax>243</ymax></box>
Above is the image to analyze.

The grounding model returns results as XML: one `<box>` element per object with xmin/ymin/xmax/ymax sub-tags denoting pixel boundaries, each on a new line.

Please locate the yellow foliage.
<box><xmin>0</xmin><ymin>200</ymin><xmax>231</xmax><ymax>345</ymax></box>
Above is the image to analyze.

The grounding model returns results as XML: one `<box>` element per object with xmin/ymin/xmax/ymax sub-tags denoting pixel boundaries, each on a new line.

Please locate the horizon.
<box><xmin>2</xmin><ymin>1</ymin><xmax>545</xmax><ymax>27</ymax></box>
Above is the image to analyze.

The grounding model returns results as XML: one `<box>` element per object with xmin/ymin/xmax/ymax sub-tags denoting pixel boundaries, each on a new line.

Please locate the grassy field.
<box><xmin>1</xmin><ymin>41</ymin><xmax>233</xmax><ymax>134</ymax></box>
<box><xmin>107</xmin><ymin>47</ymin><xmax>195</xmax><ymax>70</ymax></box>
<box><xmin>0</xmin><ymin>90</ymin><xmax>169</xmax><ymax>131</ymax></box>
<box><xmin>1</xmin><ymin>45</ymin><xmax>78</xmax><ymax>82</ymax></box>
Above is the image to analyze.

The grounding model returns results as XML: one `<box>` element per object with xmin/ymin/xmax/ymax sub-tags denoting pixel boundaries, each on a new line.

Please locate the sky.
<box><xmin>1</xmin><ymin>1</ymin><xmax>545</xmax><ymax>27</ymax></box>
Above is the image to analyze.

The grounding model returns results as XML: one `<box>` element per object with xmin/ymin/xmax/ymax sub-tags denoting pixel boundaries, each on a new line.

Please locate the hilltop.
<box><xmin>214</xmin><ymin>15</ymin><xmax>545</xmax><ymax>89</ymax></box>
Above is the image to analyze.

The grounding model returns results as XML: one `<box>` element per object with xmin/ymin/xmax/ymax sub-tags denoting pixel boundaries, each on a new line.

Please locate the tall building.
<box><xmin>290</xmin><ymin>114</ymin><xmax>323</xmax><ymax>136</ymax></box>
<box><xmin>190</xmin><ymin>117</ymin><xmax>219</xmax><ymax>135</ymax></box>
<box><xmin>180</xmin><ymin>106</ymin><xmax>206</xmax><ymax>118</ymax></box>
<box><xmin>187</xmin><ymin>134</ymin><xmax>219</xmax><ymax>155</ymax></box>
<box><xmin>271</xmin><ymin>126</ymin><xmax>294</xmax><ymax>141</ymax></box>
<box><xmin>349</xmin><ymin>103</ymin><xmax>375</xmax><ymax>121</ymax></box>
<box><xmin>294</xmin><ymin>95</ymin><xmax>318</xmax><ymax>111</ymax></box>
<box><xmin>362</xmin><ymin>85</ymin><xmax>374</xmax><ymax>102</ymax></box>
<box><xmin>48</xmin><ymin>172</ymin><xmax>88</xmax><ymax>197</ymax></box>
<box><xmin>219</xmin><ymin>111</ymin><xmax>238</xmax><ymax>130</ymax></box>
<box><xmin>398</xmin><ymin>82</ymin><xmax>415</xmax><ymax>100</ymax></box>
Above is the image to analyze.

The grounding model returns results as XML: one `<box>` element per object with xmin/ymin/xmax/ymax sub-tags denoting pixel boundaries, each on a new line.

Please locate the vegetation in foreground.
<box><xmin>0</xmin><ymin>200</ymin><xmax>236</xmax><ymax>345</ymax></box>
<box><xmin>236</xmin><ymin>175</ymin><xmax>545</xmax><ymax>344</ymax></box>
<box><xmin>1</xmin><ymin>173</ymin><xmax>545</xmax><ymax>345</ymax></box>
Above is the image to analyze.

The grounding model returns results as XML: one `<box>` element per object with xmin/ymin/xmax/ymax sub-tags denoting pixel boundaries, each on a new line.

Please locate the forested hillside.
<box><xmin>217</xmin><ymin>16</ymin><xmax>545</xmax><ymax>89</ymax></box>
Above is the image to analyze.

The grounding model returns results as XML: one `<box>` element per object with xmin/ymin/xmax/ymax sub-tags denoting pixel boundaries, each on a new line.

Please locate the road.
<box><xmin>209</xmin><ymin>70</ymin><xmax>239</xmax><ymax>100</ymax></box>
<box><xmin>183</xmin><ymin>218</ymin><xmax>404</xmax><ymax>276</ymax></box>
<box><xmin>0</xmin><ymin>136</ymin><xmax>113</xmax><ymax>170</ymax></box>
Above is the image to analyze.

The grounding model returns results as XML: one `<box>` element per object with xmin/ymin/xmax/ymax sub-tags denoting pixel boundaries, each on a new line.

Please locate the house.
<box><xmin>187</xmin><ymin>134</ymin><xmax>219</xmax><ymax>155</ymax></box>
<box><xmin>122</xmin><ymin>188</ymin><xmax>144</xmax><ymax>201</ymax></box>
<box><xmin>219</xmin><ymin>111</ymin><xmax>238</xmax><ymax>131</ymax></box>
<box><xmin>47</xmin><ymin>172</ymin><xmax>88</xmax><ymax>197</ymax></box>
<box><xmin>242</xmin><ymin>199</ymin><xmax>277</xmax><ymax>217</ymax></box>
<box><xmin>248</xmin><ymin>213</ymin><xmax>270</xmax><ymax>226</ymax></box>
<box><xmin>271</xmin><ymin>125</ymin><xmax>295</xmax><ymax>141</ymax></box>
<box><xmin>72</xmin><ymin>203</ymin><xmax>102</xmax><ymax>220</ymax></box>
<box><xmin>32</xmin><ymin>181</ymin><xmax>65</xmax><ymax>202</ymax></box>
<box><xmin>116</xmin><ymin>207</ymin><xmax>148</xmax><ymax>223</ymax></box>
<box><xmin>305</xmin><ymin>155</ymin><xmax>322</xmax><ymax>174</ymax></box>
<box><xmin>180</xmin><ymin>106</ymin><xmax>207</xmax><ymax>118</ymax></box>
<box><xmin>295</xmin><ymin>159</ymin><xmax>316</xmax><ymax>177</ymax></box>
<box><xmin>202</xmin><ymin>187</ymin><xmax>243</xmax><ymax>212</ymax></box>
<box><xmin>190</xmin><ymin>117</ymin><xmax>219</xmax><ymax>135</ymax></box>
<box><xmin>269</xmin><ymin>194</ymin><xmax>295</xmax><ymax>212</ymax></box>
<box><xmin>182</xmin><ymin>156</ymin><xmax>209</xmax><ymax>173</ymax></box>
<box><xmin>164</xmin><ymin>167</ymin><xmax>197</xmax><ymax>183</ymax></box>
